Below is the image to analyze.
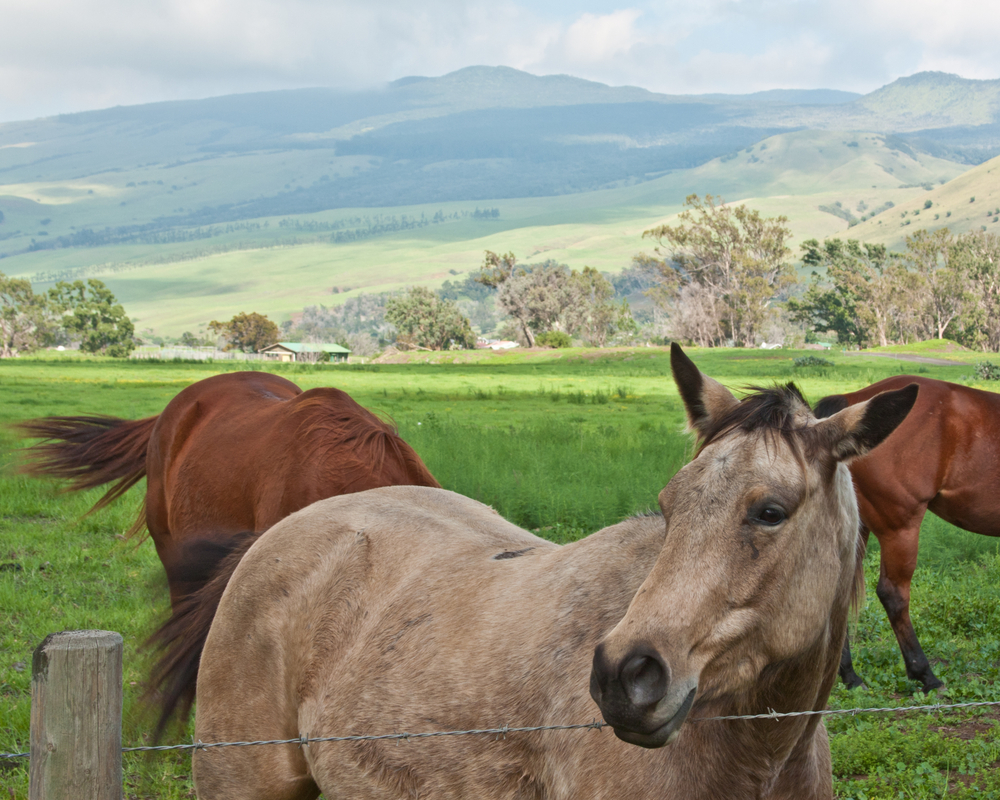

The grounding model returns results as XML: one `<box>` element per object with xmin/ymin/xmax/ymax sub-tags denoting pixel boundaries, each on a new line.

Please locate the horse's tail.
<box><xmin>146</xmin><ymin>533</ymin><xmax>260</xmax><ymax>740</ymax></box>
<box><xmin>17</xmin><ymin>415</ymin><xmax>158</xmax><ymax>535</ymax></box>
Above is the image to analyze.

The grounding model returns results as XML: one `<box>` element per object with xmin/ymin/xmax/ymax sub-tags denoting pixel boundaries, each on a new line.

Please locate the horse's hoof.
<box><xmin>840</xmin><ymin>673</ymin><xmax>866</xmax><ymax>690</ymax></box>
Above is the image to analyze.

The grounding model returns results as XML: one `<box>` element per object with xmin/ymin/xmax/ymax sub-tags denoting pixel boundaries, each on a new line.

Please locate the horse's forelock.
<box><xmin>696</xmin><ymin>383</ymin><xmax>812</xmax><ymax>455</ymax></box>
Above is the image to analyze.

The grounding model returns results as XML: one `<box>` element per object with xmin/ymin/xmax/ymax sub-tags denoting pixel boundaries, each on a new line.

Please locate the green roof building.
<box><xmin>259</xmin><ymin>342</ymin><xmax>350</xmax><ymax>363</ymax></box>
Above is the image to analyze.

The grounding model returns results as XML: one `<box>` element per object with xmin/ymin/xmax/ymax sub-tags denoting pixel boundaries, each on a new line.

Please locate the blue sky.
<box><xmin>1</xmin><ymin>0</ymin><xmax>998</xmax><ymax>122</ymax></box>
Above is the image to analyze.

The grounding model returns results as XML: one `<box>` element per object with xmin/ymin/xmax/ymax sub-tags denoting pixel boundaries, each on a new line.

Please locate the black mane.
<box><xmin>698</xmin><ymin>383</ymin><xmax>811</xmax><ymax>452</ymax></box>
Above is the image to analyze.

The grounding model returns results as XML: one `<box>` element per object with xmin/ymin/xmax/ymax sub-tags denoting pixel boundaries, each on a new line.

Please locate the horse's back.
<box><xmin>195</xmin><ymin>486</ymin><xmax>667</xmax><ymax>799</ymax></box>
<box><xmin>818</xmin><ymin>376</ymin><xmax>1000</xmax><ymax>534</ymax></box>
<box><xmin>146</xmin><ymin>372</ymin><xmax>303</xmax><ymax>539</ymax></box>
<box><xmin>147</xmin><ymin>372</ymin><xmax>437</xmax><ymax>550</ymax></box>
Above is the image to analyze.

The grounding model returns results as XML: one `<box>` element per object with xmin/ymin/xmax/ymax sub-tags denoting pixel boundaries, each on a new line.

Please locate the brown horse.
<box><xmin>816</xmin><ymin>375</ymin><xmax>1000</xmax><ymax>691</ymax></box>
<box><xmin>188</xmin><ymin>345</ymin><xmax>916</xmax><ymax>799</ymax></box>
<box><xmin>19</xmin><ymin>371</ymin><xmax>439</xmax><ymax>602</ymax></box>
<box><xmin>19</xmin><ymin>371</ymin><xmax>440</xmax><ymax>731</ymax></box>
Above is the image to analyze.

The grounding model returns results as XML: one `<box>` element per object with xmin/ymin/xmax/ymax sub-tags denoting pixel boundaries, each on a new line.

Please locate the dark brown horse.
<box><xmin>19</xmin><ymin>371</ymin><xmax>440</xmax><ymax>731</ymax></box>
<box><xmin>815</xmin><ymin>375</ymin><xmax>1000</xmax><ymax>691</ymax></box>
<box><xmin>185</xmin><ymin>346</ymin><xmax>917</xmax><ymax>799</ymax></box>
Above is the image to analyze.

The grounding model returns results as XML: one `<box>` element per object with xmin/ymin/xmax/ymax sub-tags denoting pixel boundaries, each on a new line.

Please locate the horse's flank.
<box><xmin>195</xmin><ymin>488</ymin><xmax>675</xmax><ymax>800</ymax></box>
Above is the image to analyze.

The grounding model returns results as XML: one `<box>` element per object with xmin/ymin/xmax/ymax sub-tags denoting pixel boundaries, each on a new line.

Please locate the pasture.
<box><xmin>2</xmin><ymin>347</ymin><xmax>1000</xmax><ymax>798</ymax></box>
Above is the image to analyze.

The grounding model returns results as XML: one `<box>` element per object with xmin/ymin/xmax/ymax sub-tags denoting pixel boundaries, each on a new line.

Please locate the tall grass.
<box><xmin>408</xmin><ymin>419</ymin><xmax>688</xmax><ymax>533</ymax></box>
<box><xmin>2</xmin><ymin>350</ymin><xmax>1000</xmax><ymax>798</ymax></box>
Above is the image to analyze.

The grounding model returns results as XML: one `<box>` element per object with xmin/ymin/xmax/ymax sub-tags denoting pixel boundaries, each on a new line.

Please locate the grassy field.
<box><xmin>2</xmin><ymin>347</ymin><xmax>1000</xmax><ymax>798</ymax></box>
<box><xmin>847</xmin><ymin>152</ymin><xmax>1000</xmax><ymax>245</ymax></box>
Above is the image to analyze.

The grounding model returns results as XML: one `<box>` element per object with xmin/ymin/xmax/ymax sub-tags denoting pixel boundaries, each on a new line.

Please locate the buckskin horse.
<box><xmin>182</xmin><ymin>345</ymin><xmax>915</xmax><ymax>800</ymax></box>
<box><xmin>816</xmin><ymin>375</ymin><xmax>1000</xmax><ymax>691</ymax></box>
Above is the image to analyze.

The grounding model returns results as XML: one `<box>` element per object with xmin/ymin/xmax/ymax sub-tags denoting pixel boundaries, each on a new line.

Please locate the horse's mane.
<box><xmin>697</xmin><ymin>383</ymin><xmax>811</xmax><ymax>453</ymax></box>
<box><xmin>696</xmin><ymin>383</ymin><xmax>866</xmax><ymax>613</ymax></box>
<box><xmin>293</xmin><ymin>389</ymin><xmax>439</xmax><ymax>490</ymax></box>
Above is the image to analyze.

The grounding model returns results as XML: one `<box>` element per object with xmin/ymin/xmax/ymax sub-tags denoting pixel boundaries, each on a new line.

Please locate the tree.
<box><xmin>178</xmin><ymin>331</ymin><xmax>212</xmax><ymax>348</ymax></box>
<box><xmin>902</xmin><ymin>228</ymin><xmax>968</xmax><ymax>341</ymax></box>
<box><xmin>48</xmin><ymin>279</ymin><xmax>135</xmax><ymax>357</ymax></box>
<box><xmin>0</xmin><ymin>272</ymin><xmax>53</xmax><ymax>357</ymax></box>
<box><xmin>640</xmin><ymin>195</ymin><xmax>796</xmax><ymax>347</ymax></box>
<box><xmin>951</xmin><ymin>231</ymin><xmax>1000</xmax><ymax>351</ymax></box>
<box><xmin>208</xmin><ymin>312</ymin><xmax>280</xmax><ymax>353</ymax></box>
<box><xmin>788</xmin><ymin>239</ymin><xmax>911</xmax><ymax>348</ymax></box>
<box><xmin>385</xmin><ymin>287</ymin><xmax>475</xmax><ymax>350</ymax></box>
<box><xmin>477</xmin><ymin>253</ymin><xmax>581</xmax><ymax>347</ymax></box>
<box><xmin>477</xmin><ymin>253</ymin><xmax>640</xmax><ymax>347</ymax></box>
<box><xmin>564</xmin><ymin>267</ymin><xmax>620</xmax><ymax>347</ymax></box>
<box><xmin>476</xmin><ymin>251</ymin><xmax>541</xmax><ymax>347</ymax></box>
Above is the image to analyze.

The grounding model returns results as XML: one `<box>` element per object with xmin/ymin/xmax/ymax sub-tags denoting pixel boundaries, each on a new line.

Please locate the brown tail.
<box><xmin>145</xmin><ymin>533</ymin><xmax>260</xmax><ymax>740</ymax></box>
<box><xmin>18</xmin><ymin>415</ymin><xmax>158</xmax><ymax>533</ymax></box>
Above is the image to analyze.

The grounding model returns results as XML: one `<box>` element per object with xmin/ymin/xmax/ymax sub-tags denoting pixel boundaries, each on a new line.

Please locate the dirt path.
<box><xmin>843</xmin><ymin>352</ymin><xmax>962</xmax><ymax>367</ymax></box>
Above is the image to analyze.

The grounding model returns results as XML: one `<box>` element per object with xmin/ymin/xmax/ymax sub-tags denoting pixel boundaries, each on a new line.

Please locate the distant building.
<box><xmin>259</xmin><ymin>342</ymin><xmax>351</xmax><ymax>362</ymax></box>
<box><xmin>475</xmin><ymin>337</ymin><xmax>519</xmax><ymax>351</ymax></box>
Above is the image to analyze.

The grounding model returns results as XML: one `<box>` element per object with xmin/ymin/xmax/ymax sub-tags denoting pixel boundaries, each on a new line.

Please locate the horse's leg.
<box><xmin>193</xmin><ymin>681</ymin><xmax>320</xmax><ymax>800</ymax></box>
<box><xmin>875</xmin><ymin>524</ymin><xmax>943</xmax><ymax>691</ymax></box>
<box><xmin>838</xmin><ymin>638</ymin><xmax>865</xmax><ymax>689</ymax></box>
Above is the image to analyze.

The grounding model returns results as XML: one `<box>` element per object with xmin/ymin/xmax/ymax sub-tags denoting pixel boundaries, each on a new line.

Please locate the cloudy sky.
<box><xmin>2</xmin><ymin>0</ymin><xmax>999</xmax><ymax>122</ymax></box>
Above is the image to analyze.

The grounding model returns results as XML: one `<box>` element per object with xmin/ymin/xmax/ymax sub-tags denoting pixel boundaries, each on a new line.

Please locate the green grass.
<box><xmin>2</xmin><ymin>349</ymin><xmax>1000</xmax><ymax>798</ymax></box>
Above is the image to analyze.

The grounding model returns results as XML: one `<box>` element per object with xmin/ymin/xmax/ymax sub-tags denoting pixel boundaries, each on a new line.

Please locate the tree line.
<box><xmin>789</xmin><ymin>229</ymin><xmax>1000</xmax><ymax>350</ymax></box>
<box><xmin>0</xmin><ymin>276</ymin><xmax>135</xmax><ymax>358</ymax></box>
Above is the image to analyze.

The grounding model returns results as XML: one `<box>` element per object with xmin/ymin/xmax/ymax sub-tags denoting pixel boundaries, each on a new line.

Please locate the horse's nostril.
<box><xmin>620</xmin><ymin>652</ymin><xmax>668</xmax><ymax>708</ymax></box>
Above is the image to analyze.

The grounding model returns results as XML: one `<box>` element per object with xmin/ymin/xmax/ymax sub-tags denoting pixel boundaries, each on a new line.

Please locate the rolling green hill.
<box><xmin>841</xmin><ymin>152</ymin><xmax>1000</xmax><ymax>246</ymax></box>
<box><xmin>0</xmin><ymin>128</ymin><xmax>968</xmax><ymax>337</ymax></box>
<box><xmin>0</xmin><ymin>68</ymin><xmax>995</xmax><ymax>337</ymax></box>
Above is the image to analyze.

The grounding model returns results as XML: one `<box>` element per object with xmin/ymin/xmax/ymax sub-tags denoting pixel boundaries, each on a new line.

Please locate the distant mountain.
<box><xmin>1</xmin><ymin>66</ymin><xmax>999</xmax><ymax>257</ymax></box>
<box><xmin>702</xmin><ymin>88</ymin><xmax>861</xmax><ymax>106</ymax></box>
<box><xmin>852</xmin><ymin>72</ymin><xmax>1000</xmax><ymax>127</ymax></box>
<box><xmin>844</xmin><ymin>150</ymin><xmax>1000</xmax><ymax>245</ymax></box>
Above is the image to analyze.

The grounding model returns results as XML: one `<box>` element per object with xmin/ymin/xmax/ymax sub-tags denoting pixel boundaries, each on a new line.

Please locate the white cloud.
<box><xmin>562</xmin><ymin>10</ymin><xmax>644</xmax><ymax>64</ymax></box>
<box><xmin>0</xmin><ymin>0</ymin><xmax>998</xmax><ymax>122</ymax></box>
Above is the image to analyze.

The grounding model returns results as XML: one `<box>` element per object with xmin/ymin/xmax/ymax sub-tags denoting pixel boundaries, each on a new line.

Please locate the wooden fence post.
<box><xmin>29</xmin><ymin>630</ymin><xmax>123</xmax><ymax>800</ymax></box>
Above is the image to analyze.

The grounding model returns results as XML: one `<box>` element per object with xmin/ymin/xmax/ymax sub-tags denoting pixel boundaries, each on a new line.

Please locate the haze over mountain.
<box><xmin>2</xmin><ymin>67</ymin><xmax>999</xmax><ymax>237</ymax></box>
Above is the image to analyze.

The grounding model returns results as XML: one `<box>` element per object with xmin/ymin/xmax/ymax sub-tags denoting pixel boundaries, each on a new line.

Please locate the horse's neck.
<box><xmin>554</xmin><ymin>513</ymin><xmax>666</xmax><ymax>595</ymax></box>
<box><xmin>677</xmin><ymin>616</ymin><xmax>844</xmax><ymax>798</ymax></box>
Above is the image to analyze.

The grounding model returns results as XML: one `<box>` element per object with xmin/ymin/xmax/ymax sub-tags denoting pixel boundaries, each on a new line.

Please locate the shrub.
<box><xmin>793</xmin><ymin>355</ymin><xmax>834</xmax><ymax>368</ymax></box>
<box><xmin>974</xmin><ymin>361</ymin><xmax>1000</xmax><ymax>381</ymax></box>
<box><xmin>535</xmin><ymin>330</ymin><xmax>572</xmax><ymax>348</ymax></box>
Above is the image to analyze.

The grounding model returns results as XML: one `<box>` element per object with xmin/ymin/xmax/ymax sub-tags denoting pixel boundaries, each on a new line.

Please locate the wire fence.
<box><xmin>5</xmin><ymin>698</ymin><xmax>1000</xmax><ymax>761</ymax></box>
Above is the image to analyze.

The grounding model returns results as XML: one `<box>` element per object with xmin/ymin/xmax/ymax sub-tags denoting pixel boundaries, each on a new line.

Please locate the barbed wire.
<box><xmin>4</xmin><ymin>698</ymin><xmax>1000</xmax><ymax>761</ymax></box>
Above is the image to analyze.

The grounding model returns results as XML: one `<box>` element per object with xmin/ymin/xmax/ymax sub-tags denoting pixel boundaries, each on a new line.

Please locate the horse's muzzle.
<box><xmin>590</xmin><ymin>641</ymin><xmax>697</xmax><ymax>748</ymax></box>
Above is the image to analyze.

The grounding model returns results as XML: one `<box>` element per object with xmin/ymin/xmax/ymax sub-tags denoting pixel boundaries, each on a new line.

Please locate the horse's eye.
<box><xmin>755</xmin><ymin>507</ymin><xmax>786</xmax><ymax>526</ymax></box>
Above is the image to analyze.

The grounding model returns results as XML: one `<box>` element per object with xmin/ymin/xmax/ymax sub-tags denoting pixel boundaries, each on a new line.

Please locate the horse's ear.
<box><xmin>812</xmin><ymin>384</ymin><xmax>918</xmax><ymax>463</ymax></box>
<box><xmin>670</xmin><ymin>343</ymin><xmax>739</xmax><ymax>438</ymax></box>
